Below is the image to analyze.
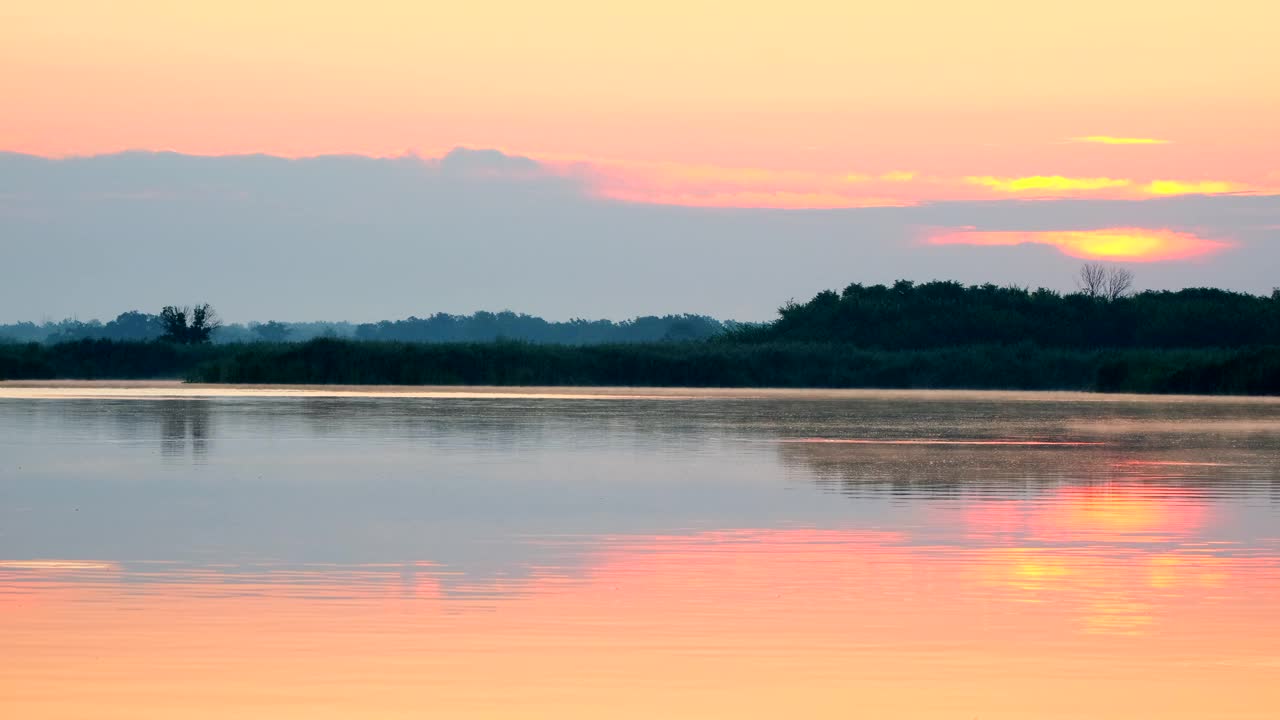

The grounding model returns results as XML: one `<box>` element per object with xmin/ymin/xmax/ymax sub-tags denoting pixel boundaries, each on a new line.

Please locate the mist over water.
<box><xmin>2</xmin><ymin>390</ymin><xmax>1278</xmax><ymax>718</ymax></box>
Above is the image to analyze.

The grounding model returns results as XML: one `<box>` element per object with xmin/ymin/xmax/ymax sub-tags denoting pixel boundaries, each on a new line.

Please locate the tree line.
<box><xmin>0</xmin><ymin>309</ymin><xmax>729</xmax><ymax>345</ymax></box>
<box><xmin>7</xmin><ymin>279</ymin><xmax>1279</xmax><ymax>351</ymax></box>
<box><xmin>2</xmin><ymin>268</ymin><xmax>1278</xmax><ymax>395</ymax></box>
<box><xmin>731</xmin><ymin>279</ymin><xmax>1280</xmax><ymax>349</ymax></box>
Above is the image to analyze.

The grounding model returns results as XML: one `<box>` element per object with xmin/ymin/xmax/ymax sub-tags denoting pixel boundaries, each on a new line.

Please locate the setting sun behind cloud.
<box><xmin>1072</xmin><ymin>136</ymin><xmax>1172</xmax><ymax>145</ymax></box>
<box><xmin>928</xmin><ymin>228</ymin><xmax>1234</xmax><ymax>262</ymax></box>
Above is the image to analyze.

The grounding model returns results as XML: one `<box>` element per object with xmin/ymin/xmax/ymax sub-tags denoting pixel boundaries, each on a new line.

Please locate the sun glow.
<box><xmin>964</xmin><ymin>175</ymin><xmax>1132</xmax><ymax>193</ymax></box>
<box><xmin>928</xmin><ymin>227</ymin><xmax>1233</xmax><ymax>262</ymax></box>
<box><xmin>1144</xmin><ymin>180</ymin><xmax>1243</xmax><ymax>196</ymax></box>
<box><xmin>581</xmin><ymin>159</ymin><xmax>926</xmax><ymax>208</ymax></box>
<box><xmin>1072</xmin><ymin>136</ymin><xmax>1171</xmax><ymax>145</ymax></box>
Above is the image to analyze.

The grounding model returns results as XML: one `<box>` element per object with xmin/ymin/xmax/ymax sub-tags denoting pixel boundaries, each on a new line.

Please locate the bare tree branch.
<box><xmin>1077</xmin><ymin>263</ymin><xmax>1135</xmax><ymax>301</ymax></box>
<box><xmin>1103</xmin><ymin>267</ymin><xmax>1135</xmax><ymax>301</ymax></box>
<box><xmin>1077</xmin><ymin>263</ymin><xmax>1106</xmax><ymax>298</ymax></box>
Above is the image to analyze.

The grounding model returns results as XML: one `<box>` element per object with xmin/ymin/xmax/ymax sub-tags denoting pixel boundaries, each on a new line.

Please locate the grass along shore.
<box><xmin>2</xmin><ymin>338</ymin><xmax>1277</xmax><ymax>395</ymax></box>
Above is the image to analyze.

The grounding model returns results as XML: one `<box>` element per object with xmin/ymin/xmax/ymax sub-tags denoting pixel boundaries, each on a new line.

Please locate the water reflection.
<box><xmin>4</xmin><ymin>529</ymin><xmax>1279</xmax><ymax>718</ymax></box>
<box><xmin>159</xmin><ymin>400</ymin><xmax>212</xmax><ymax>460</ymax></box>
<box><xmin>1</xmin><ymin>390</ymin><xmax>1279</xmax><ymax>718</ymax></box>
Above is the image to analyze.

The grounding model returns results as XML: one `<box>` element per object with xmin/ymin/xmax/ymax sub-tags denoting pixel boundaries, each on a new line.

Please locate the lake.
<box><xmin>2</xmin><ymin>384</ymin><xmax>1279</xmax><ymax>719</ymax></box>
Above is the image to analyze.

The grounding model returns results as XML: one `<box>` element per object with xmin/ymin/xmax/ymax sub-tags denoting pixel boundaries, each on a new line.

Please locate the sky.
<box><xmin>2</xmin><ymin>1</ymin><xmax>1278</xmax><ymax>321</ymax></box>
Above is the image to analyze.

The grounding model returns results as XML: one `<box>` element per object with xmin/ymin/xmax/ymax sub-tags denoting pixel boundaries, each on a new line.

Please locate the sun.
<box><xmin>928</xmin><ymin>227</ymin><xmax>1233</xmax><ymax>262</ymax></box>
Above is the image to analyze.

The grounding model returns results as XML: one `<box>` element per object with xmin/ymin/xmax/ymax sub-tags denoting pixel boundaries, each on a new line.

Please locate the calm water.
<box><xmin>2</xmin><ymin>387</ymin><xmax>1279</xmax><ymax>719</ymax></box>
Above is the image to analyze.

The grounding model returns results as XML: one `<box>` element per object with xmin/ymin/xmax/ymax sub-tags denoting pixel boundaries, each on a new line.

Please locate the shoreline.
<box><xmin>2</xmin><ymin>380</ymin><xmax>1279</xmax><ymax>404</ymax></box>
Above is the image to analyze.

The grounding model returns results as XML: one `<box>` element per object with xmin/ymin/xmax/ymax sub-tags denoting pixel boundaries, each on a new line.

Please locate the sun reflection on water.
<box><xmin>3</xmin><ymin>522</ymin><xmax>1278</xmax><ymax>718</ymax></box>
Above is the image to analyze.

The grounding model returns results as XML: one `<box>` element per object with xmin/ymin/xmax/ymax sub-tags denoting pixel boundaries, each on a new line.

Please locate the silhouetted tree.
<box><xmin>160</xmin><ymin>304</ymin><xmax>220</xmax><ymax>344</ymax></box>
<box><xmin>159</xmin><ymin>307</ymin><xmax>186</xmax><ymax>342</ymax></box>
<box><xmin>192</xmin><ymin>305</ymin><xmax>219</xmax><ymax>342</ymax></box>
<box><xmin>1103</xmin><ymin>267</ymin><xmax>1135</xmax><ymax>301</ymax></box>
<box><xmin>1077</xmin><ymin>263</ymin><xmax>1108</xmax><ymax>299</ymax></box>
<box><xmin>1078</xmin><ymin>263</ymin><xmax>1135</xmax><ymax>301</ymax></box>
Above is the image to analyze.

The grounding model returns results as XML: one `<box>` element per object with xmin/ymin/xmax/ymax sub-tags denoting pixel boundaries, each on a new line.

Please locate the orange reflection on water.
<box><xmin>1043</xmin><ymin>484</ymin><xmax>1208</xmax><ymax>540</ymax></box>
<box><xmin>964</xmin><ymin>482</ymin><xmax>1210</xmax><ymax>544</ymax></box>
<box><xmin>973</xmin><ymin>547</ymin><xmax>1259</xmax><ymax>636</ymax></box>
<box><xmin>962</xmin><ymin>483</ymin><xmax>1234</xmax><ymax>636</ymax></box>
<box><xmin>0</xmin><ymin>560</ymin><xmax>120</xmax><ymax>571</ymax></box>
<box><xmin>3</xmin><ymin>527</ymin><xmax>1279</xmax><ymax>719</ymax></box>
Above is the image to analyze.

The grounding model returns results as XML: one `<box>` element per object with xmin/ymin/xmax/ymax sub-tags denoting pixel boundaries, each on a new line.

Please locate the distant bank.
<box><xmin>1</xmin><ymin>338</ymin><xmax>1277</xmax><ymax>396</ymax></box>
<box><xmin>3</xmin><ymin>279</ymin><xmax>1277</xmax><ymax>395</ymax></box>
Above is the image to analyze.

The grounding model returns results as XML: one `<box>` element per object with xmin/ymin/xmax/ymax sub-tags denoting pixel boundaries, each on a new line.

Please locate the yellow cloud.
<box><xmin>1072</xmin><ymin>136</ymin><xmax>1171</xmax><ymax>145</ymax></box>
<box><xmin>965</xmin><ymin>175</ymin><xmax>1132</xmax><ymax>193</ymax></box>
<box><xmin>928</xmin><ymin>227</ymin><xmax>1233</xmax><ymax>262</ymax></box>
<box><xmin>1144</xmin><ymin>180</ymin><xmax>1240</xmax><ymax>196</ymax></box>
<box><xmin>598</xmin><ymin>186</ymin><xmax>916</xmax><ymax>209</ymax></box>
<box><xmin>572</xmin><ymin>157</ymin><xmax>933</xmax><ymax>208</ymax></box>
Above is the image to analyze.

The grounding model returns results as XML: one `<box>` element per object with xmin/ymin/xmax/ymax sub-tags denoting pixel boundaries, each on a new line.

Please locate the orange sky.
<box><xmin>4</xmin><ymin>1</ymin><xmax>1279</xmax><ymax>211</ymax></box>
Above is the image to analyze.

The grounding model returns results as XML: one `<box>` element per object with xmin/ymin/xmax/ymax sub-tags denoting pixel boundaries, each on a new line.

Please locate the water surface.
<box><xmin>2</xmin><ymin>387</ymin><xmax>1278</xmax><ymax>718</ymax></box>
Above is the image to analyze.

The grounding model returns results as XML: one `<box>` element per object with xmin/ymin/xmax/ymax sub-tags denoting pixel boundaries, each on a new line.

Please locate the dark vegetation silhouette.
<box><xmin>0</xmin><ymin>310</ymin><xmax>165</xmax><ymax>344</ymax></box>
<box><xmin>351</xmin><ymin>312</ymin><xmax>727</xmax><ymax>343</ymax></box>
<box><xmin>0</xmin><ymin>339</ymin><xmax>224</xmax><ymax>380</ymax></box>
<box><xmin>184</xmin><ymin>340</ymin><xmax>1279</xmax><ymax>394</ymax></box>
<box><xmin>159</xmin><ymin>304</ymin><xmax>221</xmax><ymax>344</ymax></box>
<box><xmin>0</xmin><ymin>310</ymin><xmax>727</xmax><ymax>345</ymax></box>
<box><xmin>730</xmin><ymin>280</ymin><xmax>1280</xmax><ymax>349</ymax></box>
<box><xmin>2</xmin><ymin>339</ymin><xmax>1274</xmax><ymax>394</ymax></box>
<box><xmin>2</xmin><ymin>274</ymin><xmax>1278</xmax><ymax>395</ymax></box>
<box><xmin>251</xmin><ymin>321</ymin><xmax>291</xmax><ymax>343</ymax></box>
